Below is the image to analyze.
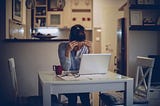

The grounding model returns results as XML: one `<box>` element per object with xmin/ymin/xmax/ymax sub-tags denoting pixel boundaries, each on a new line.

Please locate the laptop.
<box><xmin>78</xmin><ymin>53</ymin><xmax>111</xmax><ymax>75</ymax></box>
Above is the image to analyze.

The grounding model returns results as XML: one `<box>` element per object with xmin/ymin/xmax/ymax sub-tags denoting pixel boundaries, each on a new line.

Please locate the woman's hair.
<box><xmin>69</xmin><ymin>24</ymin><xmax>86</xmax><ymax>41</ymax></box>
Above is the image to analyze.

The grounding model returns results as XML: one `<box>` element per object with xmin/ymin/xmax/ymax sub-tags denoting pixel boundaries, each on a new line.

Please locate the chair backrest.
<box><xmin>135</xmin><ymin>56</ymin><xmax>155</xmax><ymax>99</ymax></box>
<box><xmin>8</xmin><ymin>58</ymin><xmax>19</xmax><ymax>99</ymax></box>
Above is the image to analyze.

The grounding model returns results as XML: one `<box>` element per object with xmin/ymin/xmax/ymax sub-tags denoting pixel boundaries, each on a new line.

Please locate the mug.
<box><xmin>53</xmin><ymin>65</ymin><xmax>62</xmax><ymax>75</ymax></box>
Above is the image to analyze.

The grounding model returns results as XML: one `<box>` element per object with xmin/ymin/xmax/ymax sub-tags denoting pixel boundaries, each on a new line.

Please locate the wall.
<box><xmin>0</xmin><ymin>42</ymin><xmax>62</xmax><ymax>103</ymax></box>
<box><xmin>93</xmin><ymin>0</ymin><xmax>126</xmax><ymax>70</ymax></box>
<box><xmin>0</xmin><ymin>0</ymin><xmax>6</xmax><ymax>103</ymax></box>
<box><xmin>158</xmin><ymin>32</ymin><xmax>160</xmax><ymax>54</ymax></box>
<box><xmin>127</xmin><ymin>31</ymin><xmax>158</xmax><ymax>77</ymax></box>
<box><xmin>123</xmin><ymin>2</ymin><xmax>159</xmax><ymax>77</ymax></box>
<box><xmin>1</xmin><ymin>0</ymin><xmax>63</xmax><ymax>102</ymax></box>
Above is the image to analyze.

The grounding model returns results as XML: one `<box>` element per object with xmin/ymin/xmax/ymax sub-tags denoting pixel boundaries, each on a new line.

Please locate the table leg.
<box><xmin>43</xmin><ymin>83</ymin><xmax>51</xmax><ymax>106</ymax></box>
<box><xmin>38</xmin><ymin>76</ymin><xmax>42</xmax><ymax>96</ymax></box>
<box><xmin>125</xmin><ymin>80</ymin><xmax>133</xmax><ymax>106</ymax></box>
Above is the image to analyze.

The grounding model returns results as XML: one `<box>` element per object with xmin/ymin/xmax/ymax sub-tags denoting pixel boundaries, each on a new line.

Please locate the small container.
<box><xmin>53</xmin><ymin>65</ymin><xmax>62</xmax><ymax>75</ymax></box>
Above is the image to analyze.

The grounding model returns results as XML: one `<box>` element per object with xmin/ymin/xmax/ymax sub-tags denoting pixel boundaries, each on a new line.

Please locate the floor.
<box><xmin>148</xmin><ymin>88</ymin><xmax>160</xmax><ymax>106</ymax></box>
<box><xmin>1</xmin><ymin>89</ymin><xmax>160</xmax><ymax>106</ymax></box>
<box><xmin>92</xmin><ymin>88</ymin><xmax>160</xmax><ymax>106</ymax></box>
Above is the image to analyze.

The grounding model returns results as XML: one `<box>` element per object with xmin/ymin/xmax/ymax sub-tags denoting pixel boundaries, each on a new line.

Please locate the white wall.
<box><xmin>1</xmin><ymin>42</ymin><xmax>61</xmax><ymax>98</ymax></box>
<box><xmin>127</xmin><ymin>31</ymin><xmax>158</xmax><ymax>77</ymax></box>
<box><xmin>93</xmin><ymin>0</ymin><xmax>126</xmax><ymax>70</ymax></box>
<box><xmin>2</xmin><ymin>0</ymin><xmax>63</xmax><ymax>101</ymax></box>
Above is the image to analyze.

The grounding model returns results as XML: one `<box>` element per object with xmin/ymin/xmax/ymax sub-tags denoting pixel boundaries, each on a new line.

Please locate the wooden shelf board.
<box><xmin>129</xmin><ymin>25</ymin><xmax>160</xmax><ymax>31</ymax></box>
<box><xmin>130</xmin><ymin>4</ymin><xmax>160</xmax><ymax>10</ymax></box>
<box><xmin>35</xmin><ymin>16</ymin><xmax>46</xmax><ymax>18</ymax></box>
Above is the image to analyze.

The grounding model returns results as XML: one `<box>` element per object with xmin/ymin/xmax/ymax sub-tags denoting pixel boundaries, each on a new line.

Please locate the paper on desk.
<box><xmin>57</xmin><ymin>74</ymin><xmax>107</xmax><ymax>81</ymax></box>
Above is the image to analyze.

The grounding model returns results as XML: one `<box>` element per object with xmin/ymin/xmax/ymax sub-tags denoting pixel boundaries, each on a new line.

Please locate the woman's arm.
<box><xmin>58</xmin><ymin>43</ymin><xmax>71</xmax><ymax>71</ymax></box>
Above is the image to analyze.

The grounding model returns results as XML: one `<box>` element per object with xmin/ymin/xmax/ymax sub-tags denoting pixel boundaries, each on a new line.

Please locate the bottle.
<box><xmin>38</xmin><ymin>19</ymin><xmax>41</xmax><ymax>27</ymax></box>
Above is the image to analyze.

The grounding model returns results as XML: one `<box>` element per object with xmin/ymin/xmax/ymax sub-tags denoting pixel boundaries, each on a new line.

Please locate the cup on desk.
<box><xmin>53</xmin><ymin>65</ymin><xmax>62</xmax><ymax>75</ymax></box>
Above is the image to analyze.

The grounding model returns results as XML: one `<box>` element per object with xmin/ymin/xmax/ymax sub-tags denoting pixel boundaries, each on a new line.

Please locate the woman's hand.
<box><xmin>84</xmin><ymin>40</ymin><xmax>92</xmax><ymax>53</ymax></box>
<box><xmin>65</xmin><ymin>41</ymin><xmax>78</xmax><ymax>57</ymax></box>
<box><xmin>84</xmin><ymin>40</ymin><xmax>92</xmax><ymax>47</ymax></box>
<box><xmin>68</xmin><ymin>41</ymin><xmax>79</xmax><ymax>50</ymax></box>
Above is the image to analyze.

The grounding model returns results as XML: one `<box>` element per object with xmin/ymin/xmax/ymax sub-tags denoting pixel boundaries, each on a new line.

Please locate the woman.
<box><xmin>58</xmin><ymin>24</ymin><xmax>92</xmax><ymax>106</ymax></box>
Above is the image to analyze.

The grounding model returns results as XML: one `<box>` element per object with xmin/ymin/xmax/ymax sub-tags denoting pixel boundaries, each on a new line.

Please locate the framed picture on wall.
<box><xmin>130</xmin><ymin>11</ymin><xmax>143</xmax><ymax>25</ymax></box>
<box><xmin>12</xmin><ymin>0</ymin><xmax>23</xmax><ymax>22</ymax></box>
<box><xmin>9</xmin><ymin>19</ymin><xmax>26</xmax><ymax>39</ymax></box>
<box><xmin>157</xmin><ymin>17</ymin><xmax>160</xmax><ymax>25</ymax></box>
<box><xmin>144</xmin><ymin>0</ymin><xmax>154</xmax><ymax>4</ymax></box>
<box><xmin>137</xmin><ymin>0</ymin><xmax>144</xmax><ymax>4</ymax></box>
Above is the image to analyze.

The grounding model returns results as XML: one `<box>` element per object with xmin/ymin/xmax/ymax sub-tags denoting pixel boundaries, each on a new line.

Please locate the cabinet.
<box><xmin>129</xmin><ymin>0</ymin><xmax>160</xmax><ymax>31</ymax></box>
<box><xmin>47</xmin><ymin>11</ymin><xmax>63</xmax><ymax>27</ymax></box>
<box><xmin>71</xmin><ymin>0</ymin><xmax>92</xmax><ymax>29</ymax></box>
<box><xmin>34</xmin><ymin>0</ymin><xmax>47</xmax><ymax>28</ymax></box>
<box><xmin>33</xmin><ymin>0</ymin><xmax>93</xmax><ymax>29</ymax></box>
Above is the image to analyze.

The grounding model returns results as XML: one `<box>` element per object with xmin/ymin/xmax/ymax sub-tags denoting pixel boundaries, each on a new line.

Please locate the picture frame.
<box><xmin>130</xmin><ymin>11</ymin><xmax>143</xmax><ymax>25</ymax></box>
<box><xmin>144</xmin><ymin>0</ymin><xmax>154</xmax><ymax>4</ymax></box>
<box><xmin>9</xmin><ymin>19</ymin><xmax>26</xmax><ymax>39</ymax></box>
<box><xmin>12</xmin><ymin>0</ymin><xmax>23</xmax><ymax>22</ymax></box>
<box><xmin>157</xmin><ymin>17</ymin><xmax>160</xmax><ymax>25</ymax></box>
<box><xmin>137</xmin><ymin>0</ymin><xmax>144</xmax><ymax>4</ymax></box>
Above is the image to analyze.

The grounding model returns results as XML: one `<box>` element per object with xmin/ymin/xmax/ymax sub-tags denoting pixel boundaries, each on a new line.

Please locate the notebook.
<box><xmin>78</xmin><ymin>53</ymin><xmax>111</xmax><ymax>75</ymax></box>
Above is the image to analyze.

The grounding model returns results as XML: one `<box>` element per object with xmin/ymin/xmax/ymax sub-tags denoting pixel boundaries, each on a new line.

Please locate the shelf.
<box><xmin>130</xmin><ymin>4</ymin><xmax>160</xmax><ymax>10</ymax></box>
<box><xmin>129</xmin><ymin>25</ymin><xmax>160</xmax><ymax>31</ymax></box>
<box><xmin>36</xmin><ymin>5</ymin><xmax>47</xmax><ymax>7</ymax></box>
<box><xmin>5</xmin><ymin>39</ymin><xmax>69</xmax><ymax>42</ymax></box>
<box><xmin>34</xmin><ymin>0</ymin><xmax>47</xmax><ymax>28</ymax></box>
<box><xmin>35</xmin><ymin>16</ymin><xmax>46</xmax><ymax>18</ymax></box>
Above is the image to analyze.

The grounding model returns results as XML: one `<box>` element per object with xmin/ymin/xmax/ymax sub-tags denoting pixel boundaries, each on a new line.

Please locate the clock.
<box><xmin>56</xmin><ymin>0</ymin><xmax>65</xmax><ymax>9</ymax></box>
<box><xmin>25</xmin><ymin>0</ymin><xmax>35</xmax><ymax>9</ymax></box>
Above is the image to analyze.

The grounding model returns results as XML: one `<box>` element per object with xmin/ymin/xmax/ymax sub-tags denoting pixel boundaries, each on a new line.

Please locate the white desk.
<box><xmin>38</xmin><ymin>71</ymin><xmax>133</xmax><ymax>106</ymax></box>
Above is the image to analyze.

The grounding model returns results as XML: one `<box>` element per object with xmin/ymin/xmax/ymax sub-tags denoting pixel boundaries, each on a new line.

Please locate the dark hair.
<box><xmin>69</xmin><ymin>24</ymin><xmax>86</xmax><ymax>41</ymax></box>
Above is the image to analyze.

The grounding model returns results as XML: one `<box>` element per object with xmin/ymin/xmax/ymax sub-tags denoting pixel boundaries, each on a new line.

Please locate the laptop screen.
<box><xmin>79</xmin><ymin>53</ymin><xmax>111</xmax><ymax>75</ymax></box>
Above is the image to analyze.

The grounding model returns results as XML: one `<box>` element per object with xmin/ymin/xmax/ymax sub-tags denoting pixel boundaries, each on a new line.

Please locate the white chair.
<box><xmin>8</xmin><ymin>58</ymin><xmax>20</xmax><ymax>104</ymax></box>
<box><xmin>99</xmin><ymin>56</ymin><xmax>155</xmax><ymax>106</ymax></box>
<box><xmin>8</xmin><ymin>58</ymin><xmax>61</xmax><ymax>106</ymax></box>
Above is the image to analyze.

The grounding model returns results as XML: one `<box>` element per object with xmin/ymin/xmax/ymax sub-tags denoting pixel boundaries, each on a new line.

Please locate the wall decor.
<box><xmin>56</xmin><ymin>0</ymin><xmax>65</xmax><ymax>9</ymax></box>
<box><xmin>74</xmin><ymin>0</ymin><xmax>79</xmax><ymax>5</ymax></box>
<box><xmin>9</xmin><ymin>19</ymin><xmax>26</xmax><ymax>39</ymax></box>
<box><xmin>144</xmin><ymin>0</ymin><xmax>154</xmax><ymax>4</ymax></box>
<box><xmin>157</xmin><ymin>17</ymin><xmax>160</xmax><ymax>25</ymax></box>
<box><xmin>12</xmin><ymin>0</ymin><xmax>23</xmax><ymax>22</ymax></box>
<box><xmin>137</xmin><ymin>0</ymin><xmax>144</xmax><ymax>4</ymax></box>
<box><xmin>130</xmin><ymin>11</ymin><xmax>143</xmax><ymax>25</ymax></box>
<box><xmin>85</xmin><ymin>0</ymin><xmax>90</xmax><ymax>6</ymax></box>
<box><xmin>25</xmin><ymin>0</ymin><xmax>35</xmax><ymax>9</ymax></box>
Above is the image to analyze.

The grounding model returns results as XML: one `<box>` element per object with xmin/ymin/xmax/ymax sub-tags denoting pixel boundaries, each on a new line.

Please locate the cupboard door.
<box><xmin>71</xmin><ymin>12</ymin><xmax>92</xmax><ymax>29</ymax></box>
<box><xmin>47</xmin><ymin>11</ymin><xmax>63</xmax><ymax>28</ymax></box>
<box><xmin>71</xmin><ymin>0</ymin><xmax>92</xmax><ymax>10</ymax></box>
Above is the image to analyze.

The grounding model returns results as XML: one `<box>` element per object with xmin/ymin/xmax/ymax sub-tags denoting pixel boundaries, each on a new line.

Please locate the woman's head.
<box><xmin>69</xmin><ymin>24</ymin><xmax>86</xmax><ymax>42</ymax></box>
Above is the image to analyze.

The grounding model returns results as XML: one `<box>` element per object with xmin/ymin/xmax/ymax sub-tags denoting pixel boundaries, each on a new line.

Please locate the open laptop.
<box><xmin>78</xmin><ymin>53</ymin><xmax>111</xmax><ymax>75</ymax></box>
